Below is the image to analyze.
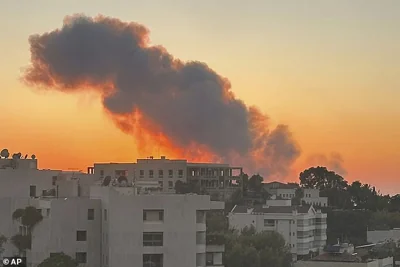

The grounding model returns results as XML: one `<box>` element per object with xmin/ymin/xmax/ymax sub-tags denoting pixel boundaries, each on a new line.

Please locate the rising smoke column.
<box><xmin>23</xmin><ymin>14</ymin><xmax>301</xmax><ymax>178</ymax></box>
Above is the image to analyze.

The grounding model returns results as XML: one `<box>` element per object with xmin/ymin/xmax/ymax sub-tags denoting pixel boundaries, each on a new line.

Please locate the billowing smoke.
<box><xmin>23</xmin><ymin>14</ymin><xmax>301</xmax><ymax>178</ymax></box>
<box><xmin>306</xmin><ymin>152</ymin><xmax>347</xmax><ymax>176</ymax></box>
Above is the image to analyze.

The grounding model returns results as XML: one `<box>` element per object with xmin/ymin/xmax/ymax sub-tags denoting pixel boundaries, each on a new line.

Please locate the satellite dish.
<box><xmin>102</xmin><ymin>176</ymin><xmax>111</xmax><ymax>186</ymax></box>
<box><xmin>31</xmin><ymin>154</ymin><xmax>36</xmax><ymax>160</ymax></box>
<box><xmin>24</xmin><ymin>154</ymin><xmax>28</xmax><ymax>159</ymax></box>
<box><xmin>0</xmin><ymin>149</ymin><xmax>10</xmax><ymax>159</ymax></box>
<box><xmin>17</xmin><ymin>152</ymin><xmax>22</xmax><ymax>159</ymax></box>
<box><xmin>12</xmin><ymin>153</ymin><xmax>19</xmax><ymax>159</ymax></box>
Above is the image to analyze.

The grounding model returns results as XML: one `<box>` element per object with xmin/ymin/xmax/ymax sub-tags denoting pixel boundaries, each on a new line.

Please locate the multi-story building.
<box><xmin>89</xmin><ymin>156</ymin><xmax>243</xmax><ymax>201</ymax></box>
<box><xmin>263</xmin><ymin>181</ymin><xmax>328</xmax><ymax>207</ymax></box>
<box><xmin>1</xmin><ymin>157</ymin><xmax>226</xmax><ymax>267</ymax></box>
<box><xmin>228</xmin><ymin>198</ymin><xmax>328</xmax><ymax>261</ymax></box>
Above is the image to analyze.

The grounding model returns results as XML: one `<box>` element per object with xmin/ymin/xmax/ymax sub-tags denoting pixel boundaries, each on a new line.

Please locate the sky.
<box><xmin>0</xmin><ymin>0</ymin><xmax>399</xmax><ymax>194</ymax></box>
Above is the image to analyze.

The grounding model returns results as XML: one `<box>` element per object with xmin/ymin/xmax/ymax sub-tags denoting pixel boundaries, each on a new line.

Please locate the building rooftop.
<box><xmin>230</xmin><ymin>204</ymin><xmax>312</xmax><ymax>214</ymax></box>
<box><xmin>310</xmin><ymin>252</ymin><xmax>361</xmax><ymax>262</ymax></box>
<box><xmin>263</xmin><ymin>181</ymin><xmax>299</xmax><ymax>189</ymax></box>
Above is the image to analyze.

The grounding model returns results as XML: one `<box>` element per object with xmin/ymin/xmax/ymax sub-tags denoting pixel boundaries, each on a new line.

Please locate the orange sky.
<box><xmin>1</xmin><ymin>0</ymin><xmax>399</xmax><ymax>195</ymax></box>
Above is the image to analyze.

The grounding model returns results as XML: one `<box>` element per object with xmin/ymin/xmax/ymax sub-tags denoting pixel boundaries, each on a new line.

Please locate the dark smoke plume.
<box><xmin>23</xmin><ymin>14</ymin><xmax>301</xmax><ymax>177</ymax></box>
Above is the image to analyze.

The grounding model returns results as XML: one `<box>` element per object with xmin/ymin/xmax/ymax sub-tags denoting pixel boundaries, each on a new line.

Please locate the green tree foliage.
<box><xmin>291</xmin><ymin>188</ymin><xmax>304</xmax><ymax>205</ymax></box>
<box><xmin>299</xmin><ymin>166</ymin><xmax>348</xmax><ymax>191</ymax></box>
<box><xmin>326</xmin><ymin>209</ymin><xmax>370</xmax><ymax>246</ymax></box>
<box><xmin>174</xmin><ymin>180</ymin><xmax>202</xmax><ymax>194</ymax></box>
<box><xmin>10</xmin><ymin>206</ymin><xmax>43</xmax><ymax>255</ymax></box>
<box><xmin>248</xmin><ymin>174</ymin><xmax>263</xmax><ymax>192</ymax></box>
<box><xmin>11</xmin><ymin>234</ymin><xmax>31</xmax><ymax>253</ymax></box>
<box><xmin>224</xmin><ymin>226</ymin><xmax>291</xmax><ymax>267</ymax></box>
<box><xmin>38</xmin><ymin>253</ymin><xmax>78</xmax><ymax>267</ymax></box>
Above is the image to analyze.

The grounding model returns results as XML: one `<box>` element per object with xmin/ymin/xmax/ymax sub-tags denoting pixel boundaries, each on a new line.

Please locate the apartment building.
<box><xmin>90</xmin><ymin>156</ymin><xmax>243</xmax><ymax>201</ymax></box>
<box><xmin>0</xmin><ymin>158</ymin><xmax>225</xmax><ymax>267</ymax></box>
<box><xmin>263</xmin><ymin>181</ymin><xmax>328</xmax><ymax>207</ymax></box>
<box><xmin>228</xmin><ymin>199</ymin><xmax>327</xmax><ymax>260</ymax></box>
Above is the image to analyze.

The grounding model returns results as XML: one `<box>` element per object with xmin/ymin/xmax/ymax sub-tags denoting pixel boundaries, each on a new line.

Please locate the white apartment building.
<box><xmin>263</xmin><ymin>181</ymin><xmax>328</xmax><ymax>207</ymax></box>
<box><xmin>0</xmin><ymin>157</ymin><xmax>225</xmax><ymax>267</ymax></box>
<box><xmin>89</xmin><ymin>156</ymin><xmax>243</xmax><ymax>201</ymax></box>
<box><xmin>228</xmin><ymin>199</ymin><xmax>327</xmax><ymax>260</ymax></box>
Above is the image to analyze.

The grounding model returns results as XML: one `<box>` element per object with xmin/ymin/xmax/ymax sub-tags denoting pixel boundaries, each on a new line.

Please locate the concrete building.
<box><xmin>367</xmin><ymin>229</ymin><xmax>400</xmax><ymax>244</ymax></box>
<box><xmin>228</xmin><ymin>199</ymin><xmax>328</xmax><ymax>260</ymax></box>
<box><xmin>295</xmin><ymin>243</ymin><xmax>393</xmax><ymax>267</ymax></box>
<box><xmin>1</xmin><ymin>158</ymin><xmax>225</xmax><ymax>267</ymax></box>
<box><xmin>263</xmin><ymin>181</ymin><xmax>328</xmax><ymax>207</ymax></box>
<box><xmin>89</xmin><ymin>156</ymin><xmax>243</xmax><ymax>201</ymax></box>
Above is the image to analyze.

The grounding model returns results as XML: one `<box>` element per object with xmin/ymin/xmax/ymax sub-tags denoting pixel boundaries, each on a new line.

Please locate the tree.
<box><xmin>292</xmin><ymin>188</ymin><xmax>304</xmax><ymax>205</ymax></box>
<box><xmin>299</xmin><ymin>166</ymin><xmax>347</xmax><ymax>190</ymax></box>
<box><xmin>299</xmin><ymin>166</ymin><xmax>350</xmax><ymax>208</ymax></box>
<box><xmin>11</xmin><ymin>234</ymin><xmax>31</xmax><ymax>254</ymax></box>
<box><xmin>248</xmin><ymin>174</ymin><xmax>263</xmax><ymax>192</ymax></box>
<box><xmin>0</xmin><ymin>234</ymin><xmax>7</xmax><ymax>258</ymax></box>
<box><xmin>224</xmin><ymin>227</ymin><xmax>291</xmax><ymax>267</ymax></box>
<box><xmin>11</xmin><ymin>206</ymin><xmax>43</xmax><ymax>256</ymax></box>
<box><xmin>174</xmin><ymin>180</ymin><xmax>202</xmax><ymax>194</ymax></box>
<box><xmin>38</xmin><ymin>253</ymin><xmax>78</xmax><ymax>267</ymax></box>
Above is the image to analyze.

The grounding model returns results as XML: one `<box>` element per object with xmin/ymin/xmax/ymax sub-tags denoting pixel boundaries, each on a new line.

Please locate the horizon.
<box><xmin>1</xmin><ymin>0</ymin><xmax>399</xmax><ymax>195</ymax></box>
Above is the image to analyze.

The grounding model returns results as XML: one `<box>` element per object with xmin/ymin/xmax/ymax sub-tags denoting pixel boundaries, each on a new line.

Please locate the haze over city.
<box><xmin>1</xmin><ymin>0</ymin><xmax>399</xmax><ymax>194</ymax></box>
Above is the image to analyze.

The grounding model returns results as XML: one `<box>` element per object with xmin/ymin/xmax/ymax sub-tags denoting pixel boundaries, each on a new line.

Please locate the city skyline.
<box><xmin>1</xmin><ymin>0</ymin><xmax>399</xmax><ymax>194</ymax></box>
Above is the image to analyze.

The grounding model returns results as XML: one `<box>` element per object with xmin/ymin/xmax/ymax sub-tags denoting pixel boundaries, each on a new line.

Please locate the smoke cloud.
<box><xmin>23</xmin><ymin>14</ymin><xmax>301</xmax><ymax>177</ymax></box>
<box><xmin>306</xmin><ymin>152</ymin><xmax>347</xmax><ymax>176</ymax></box>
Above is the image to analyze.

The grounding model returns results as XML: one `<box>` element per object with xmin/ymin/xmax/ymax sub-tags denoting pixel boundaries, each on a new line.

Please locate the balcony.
<box><xmin>297</xmin><ymin>236</ymin><xmax>314</xmax><ymax>243</ymax></box>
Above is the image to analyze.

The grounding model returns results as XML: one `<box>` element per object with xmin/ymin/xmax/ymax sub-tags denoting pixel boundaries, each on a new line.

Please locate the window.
<box><xmin>30</xmin><ymin>185</ymin><xmax>36</xmax><ymax>197</ymax></box>
<box><xmin>88</xmin><ymin>209</ymin><xmax>94</xmax><ymax>220</ymax></box>
<box><xmin>100</xmin><ymin>170</ymin><xmax>104</xmax><ymax>176</ymax></box>
<box><xmin>196</xmin><ymin>211</ymin><xmax>206</xmax><ymax>224</ymax></box>
<box><xmin>143</xmin><ymin>254</ymin><xmax>163</xmax><ymax>267</ymax></box>
<box><xmin>46</xmin><ymin>209</ymin><xmax>50</xmax><ymax>217</ymax></box>
<box><xmin>143</xmin><ymin>232</ymin><xmax>163</xmax><ymax>246</ymax></box>
<box><xmin>158</xmin><ymin>181</ymin><xmax>163</xmax><ymax>188</ymax></box>
<box><xmin>76</xmin><ymin>252</ymin><xmax>87</xmax><ymax>264</ymax></box>
<box><xmin>178</xmin><ymin>169</ymin><xmax>183</xmax><ymax>178</ymax></box>
<box><xmin>149</xmin><ymin>170</ymin><xmax>154</xmax><ymax>178</ymax></box>
<box><xmin>158</xmin><ymin>170</ymin><xmax>163</xmax><ymax>178</ymax></box>
<box><xmin>52</xmin><ymin>176</ymin><xmax>57</xmax><ymax>186</ymax></box>
<box><xmin>206</xmin><ymin>253</ymin><xmax>214</xmax><ymax>265</ymax></box>
<box><xmin>104</xmin><ymin>209</ymin><xmax>108</xmax><ymax>221</ymax></box>
<box><xmin>143</xmin><ymin>210</ymin><xmax>164</xmax><ymax>222</ymax></box>
<box><xmin>196</xmin><ymin>231</ymin><xmax>206</xmax><ymax>244</ymax></box>
<box><xmin>76</xmin><ymin>231</ymin><xmax>87</xmax><ymax>241</ymax></box>
<box><xmin>264</xmin><ymin>219</ymin><xmax>275</xmax><ymax>227</ymax></box>
<box><xmin>168</xmin><ymin>181</ymin><xmax>173</xmax><ymax>188</ymax></box>
<box><xmin>140</xmin><ymin>170</ymin><xmax>144</xmax><ymax>177</ymax></box>
<box><xmin>168</xmin><ymin>170</ymin><xmax>173</xmax><ymax>178</ymax></box>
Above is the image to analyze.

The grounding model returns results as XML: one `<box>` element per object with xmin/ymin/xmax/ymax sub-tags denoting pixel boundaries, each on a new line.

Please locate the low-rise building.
<box><xmin>367</xmin><ymin>228</ymin><xmax>400</xmax><ymax>244</ymax></box>
<box><xmin>228</xmin><ymin>199</ymin><xmax>327</xmax><ymax>260</ymax></box>
<box><xmin>263</xmin><ymin>181</ymin><xmax>328</xmax><ymax>207</ymax></box>
<box><xmin>295</xmin><ymin>243</ymin><xmax>394</xmax><ymax>267</ymax></box>
<box><xmin>89</xmin><ymin>156</ymin><xmax>243</xmax><ymax>201</ymax></box>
